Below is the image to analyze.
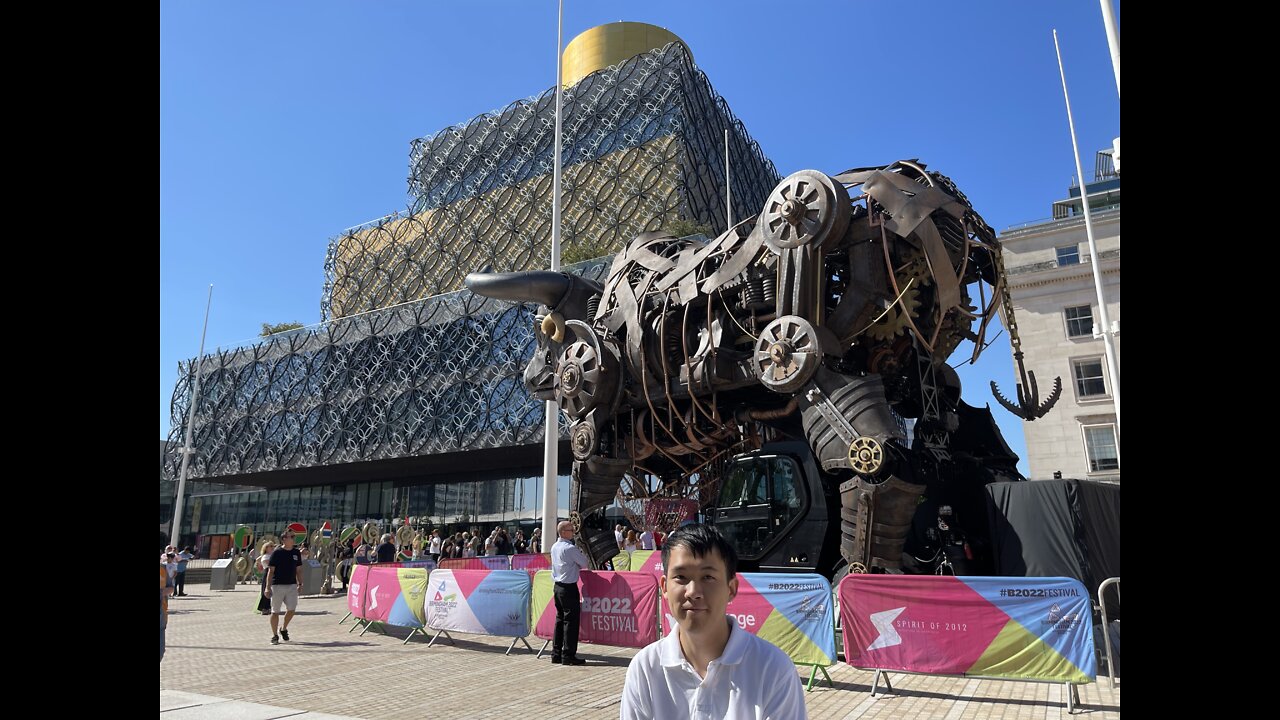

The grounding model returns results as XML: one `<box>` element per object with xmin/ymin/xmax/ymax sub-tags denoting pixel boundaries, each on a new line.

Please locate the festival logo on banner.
<box><xmin>427</xmin><ymin>569</ymin><xmax>531</xmax><ymax>637</ymax></box>
<box><xmin>533</xmin><ymin>570</ymin><xmax>660</xmax><ymax>649</ymax></box>
<box><xmin>840</xmin><ymin>575</ymin><xmax>1095</xmax><ymax>683</ymax></box>
<box><xmin>659</xmin><ymin>573</ymin><xmax>835</xmax><ymax>666</ymax></box>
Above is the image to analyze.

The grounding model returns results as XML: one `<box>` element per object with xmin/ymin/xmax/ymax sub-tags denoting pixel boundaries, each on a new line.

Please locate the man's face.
<box><xmin>282</xmin><ymin>534</ymin><xmax>295</xmax><ymax>548</ymax></box>
<box><xmin>661</xmin><ymin>545</ymin><xmax>737</xmax><ymax>635</ymax></box>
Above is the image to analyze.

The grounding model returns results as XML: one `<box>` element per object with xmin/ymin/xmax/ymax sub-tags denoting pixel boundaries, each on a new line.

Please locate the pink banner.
<box><xmin>347</xmin><ymin>565</ymin><xmax>428</xmax><ymax>628</ymax></box>
<box><xmin>363</xmin><ymin>566</ymin><xmax>402</xmax><ymax>624</ymax></box>
<box><xmin>347</xmin><ymin>564</ymin><xmax>370</xmax><ymax>616</ymax></box>
<box><xmin>533</xmin><ymin>570</ymin><xmax>659</xmax><ymax>649</ymax></box>
<box><xmin>630</xmin><ymin>550</ymin><xmax>663</xmax><ymax>576</ymax></box>
<box><xmin>838</xmin><ymin>575</ymin><xmax>1095</xmax><ymax>682</ymax></box>
<box><xmin>510</xmin><ymin>553</ymin><xmax>551</xmax><ymax>571</ymax></box>
<box><xmin>439</xmin><ymin>556</ymin><xmax>511</xmax><ymax>571</ymax></box>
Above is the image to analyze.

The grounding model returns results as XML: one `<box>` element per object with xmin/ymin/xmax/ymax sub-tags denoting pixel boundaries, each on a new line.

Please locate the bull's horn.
<box><xmin>464</xmin><ymin>271</ymin><xmax>570</xmax><ymax>308</ymax></box>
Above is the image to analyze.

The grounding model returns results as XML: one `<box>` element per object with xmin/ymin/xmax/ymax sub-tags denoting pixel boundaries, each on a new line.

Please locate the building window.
<box><xmin>1072</xmin><ymin>357</ymin><xmax>1107</xmax><ymax>398</ymax></box>
<box><xmin>1082</xmin><ymin>424</ymin><xmax>1119</xmax><ymax>472</ymax></box>
<box><xmin>1064</xmin><ymin>305</ymin><xmax>1093</xmax><ymax>338</ymax></box>
<box><xmin>1056</xmin><ymin>245</ymin><xmax>1080</xmax><ymax>266</ymax></box>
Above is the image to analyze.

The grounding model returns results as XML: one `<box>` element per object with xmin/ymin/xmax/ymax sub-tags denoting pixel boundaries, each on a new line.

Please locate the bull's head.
<box><xmin>464</xmin><ymin>270</ymin><xmax>604</xmax><ymax>402</ymax></box>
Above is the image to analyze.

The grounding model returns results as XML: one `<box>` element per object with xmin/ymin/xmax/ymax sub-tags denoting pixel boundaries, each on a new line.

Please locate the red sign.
<box><xmin>645</xmin><ymin>499</ymin><xmax>699</xmax><ymax>532</ymax></box>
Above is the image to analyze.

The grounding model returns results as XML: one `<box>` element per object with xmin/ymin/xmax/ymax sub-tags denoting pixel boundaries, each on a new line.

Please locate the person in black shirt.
<box><xmin>375</xmin><ymin>534</ymin><xmax>397</xmax><ymax>563</ymax></box>
<box><xmin>265</xmin><ymin>532</ymin><xmax>304</xmax><ymax>645</ymax></box>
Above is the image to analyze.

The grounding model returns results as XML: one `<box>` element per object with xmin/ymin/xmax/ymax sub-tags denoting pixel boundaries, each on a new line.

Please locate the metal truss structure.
<box><xmin>322</xmin><ymin>42</ymin><xmax>778</xmax><ymax>320</ymax></box>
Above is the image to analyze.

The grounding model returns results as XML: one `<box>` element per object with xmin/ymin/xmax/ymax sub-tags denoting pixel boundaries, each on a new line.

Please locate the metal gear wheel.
<box><xmin>848</xmin><ymin>436</ymin><xmax>885</xmax><ymax>475</ymax></box>
<box><xmin>762</xmin><ymin>170</ymin><xmax>851</xmax><ymax>250</ymax></box>
<box><xmin>865</xmin><ymin>282</ymin><xmax>921</xmax><ymax>341</ymax></box>
<box><xmin>571</xmin><ymin>421</ymin><xmax>597</xmax><ymax>461</ymax></box>
<box><xmin>754</xmin><ymin>315</ymin><xmax>824</xmax><ymax>393</ymax></box>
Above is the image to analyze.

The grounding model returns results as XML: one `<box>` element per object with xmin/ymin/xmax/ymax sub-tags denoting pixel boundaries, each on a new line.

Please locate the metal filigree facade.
<box><xmin>163</xmin><ymin>261</ymin><xmax>612</xmax><ymax>482</ymax></box>
<box><xmin>322</xmin><ymin>42</ymin><xmax>779</xmax><ymax>320</ymax></box>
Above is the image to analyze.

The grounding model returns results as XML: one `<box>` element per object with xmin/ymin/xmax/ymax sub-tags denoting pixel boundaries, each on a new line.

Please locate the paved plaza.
<box><xmin>160</xmin><ymin>585</ymin><xmax>1120</xmax><ymax>719</ymax></box>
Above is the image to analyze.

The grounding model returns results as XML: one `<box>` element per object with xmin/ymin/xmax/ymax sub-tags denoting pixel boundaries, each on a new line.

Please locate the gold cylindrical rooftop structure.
<box><xmin>562</xmin><ymin>22</ymin><xmax>689</xmax><ymax>87</ymax></box>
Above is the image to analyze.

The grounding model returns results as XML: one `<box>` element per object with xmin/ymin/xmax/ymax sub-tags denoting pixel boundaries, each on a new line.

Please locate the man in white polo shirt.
<box><xmin>619</xmin><ymin>524</ymin><xmax>806</xmax><ymax>719</ymax></box>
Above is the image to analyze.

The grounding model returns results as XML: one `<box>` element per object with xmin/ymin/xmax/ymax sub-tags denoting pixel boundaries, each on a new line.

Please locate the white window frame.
<box><xmin>1071</xmin><ymin>356</ymin><xmax>1109</xmax><ymax>400</ymax></box>
<box><xmin>1056</xmin><ymin>245</ymin><xmax>1081</xmax><ymax>266</ymax></box>
<box><xmin>1081</xmin><ymin>423</ymin><xmax>1120</xmax><ymax>473</ymax></box>
<box><xmin>1064</xmin><ymin>304</ymin><xmax>1093</xmax><ymax>339</ymax></box>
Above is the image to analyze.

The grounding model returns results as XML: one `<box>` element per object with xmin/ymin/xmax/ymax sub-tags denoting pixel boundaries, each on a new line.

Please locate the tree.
<box><xmin>260</xmin><ymin>322</ymin><xmax>305</xmax><ymax>337</ymax></box>
<box><xmin>663</xmin><ymin>218</ymin><xmax>713</xmax><ymax>238</ymax></box>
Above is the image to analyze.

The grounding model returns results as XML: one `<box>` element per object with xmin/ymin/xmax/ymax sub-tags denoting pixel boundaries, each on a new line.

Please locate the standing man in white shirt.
<box><xmin>428</xmin><ymin>529</ymin><xmax>443</xmax><ymax>561</ymax></box>
<box><xmin>639</xmin><ymin>527</ymin><xmax>655</xmax><ymax>551</ymax></box>
<box><xmin>615</xmin><ymin>524</ymin><xmax>625</xmax><ymax>551</ymax></box>
<box><xmin>619</xmin><ymin>524</ymin><xmax>807</xmax><ymax>719</ymax></box>
<box><xmin>551</xmin><ymin>520</ymin><xmax>590</xmax><ymax>666</ymax></box>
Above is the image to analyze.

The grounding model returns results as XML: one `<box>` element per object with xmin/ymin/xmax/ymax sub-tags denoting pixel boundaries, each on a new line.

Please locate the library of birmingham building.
<box><xmin>160</xmin><ymin>24</ymin><xmax>781</xmax><ymax>549</ymax></box>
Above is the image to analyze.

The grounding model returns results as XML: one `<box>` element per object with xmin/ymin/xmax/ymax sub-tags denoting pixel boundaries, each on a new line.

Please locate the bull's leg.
<box><xmin>839</xmin><ymin>474</ymin><xmax>925</xmax><ymax>571</ymax></box>
<box><xmin>571</xmin><ymin>457</ymin><xmax>630</xmax><ymax>568</ymax></box>
<box><xmin>801</xmin><ymin>369</ymin><xmax>923</xmax><ymax>572</ymax></box>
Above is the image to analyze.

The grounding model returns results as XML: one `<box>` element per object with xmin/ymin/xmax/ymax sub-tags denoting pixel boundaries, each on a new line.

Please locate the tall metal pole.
<box><xmin>1098</xmin><ymin>0</ymin><xmax>1120</xmax><ymax>99</ymax></box>
<box><xmin>1054</xmin><ymin>31</ymin><xmax>1120</xmax><ymax>441</ymax></box>
<box><xmin>171</xmin><ymin>284</ymin><xmax>213</xmax><ymax>547</ymax></box>
<box><xmin>1098</xmin><ymin>0</ymin><xmax>1120</xmax><ymax>174</ymax></box>
<box><xmin>542</xmin><ymin>0</ymin><xmax>565</xmax><ymax>546</ymax></box>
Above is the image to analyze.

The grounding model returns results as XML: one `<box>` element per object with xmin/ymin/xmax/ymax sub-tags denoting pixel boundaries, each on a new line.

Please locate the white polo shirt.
<box><xmin>620</xmin><ymin>616</ymin><xmax>807</xmax><ymax>719</ymax></box>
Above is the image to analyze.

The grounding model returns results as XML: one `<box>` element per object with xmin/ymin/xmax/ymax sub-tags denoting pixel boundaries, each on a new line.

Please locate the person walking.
<box><xmin>264</xmin><ymin>532</ymin><xmax>304</xmax><ymax>644</ymax></box>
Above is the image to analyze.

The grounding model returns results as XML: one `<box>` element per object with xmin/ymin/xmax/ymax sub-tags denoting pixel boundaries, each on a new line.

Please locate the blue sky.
<box><xmin>160</xmin><ymin>1</ymin><xmax>1120</xmax><ymax>475</ymax></box>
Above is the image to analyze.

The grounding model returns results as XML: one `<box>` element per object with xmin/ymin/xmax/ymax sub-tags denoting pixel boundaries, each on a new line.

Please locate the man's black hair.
<box><xmin>660</xmin><ymin>523</ymin><xmax>737</xmax><ymax>580</ymax></box>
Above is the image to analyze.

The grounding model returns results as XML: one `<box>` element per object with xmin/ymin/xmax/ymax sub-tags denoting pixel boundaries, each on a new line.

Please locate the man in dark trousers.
<box><xmin>264</xmin><ymin>531</ymin><xmax>304</xmax><ymax>645</ymax></box>
<box><xmin>551</xmin><ymin>520</ymin><xmax>589</xmax><ymax>665</ymax></box>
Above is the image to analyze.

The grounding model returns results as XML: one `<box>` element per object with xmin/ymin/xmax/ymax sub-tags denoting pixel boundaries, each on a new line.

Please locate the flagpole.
<box><xmin>171</xmin><ymin>284</ymin><xmax>213</xmax><ymax>548</ymax></box>
<box><xmin>542</xmin><ymin>0</ymin><xmax>565</xmax><ymax>547</ymax></box>
<box><xmin>1054</xmin><ymin>30</ymin><xmax>1120</xmax><ymax>442</ymax></box>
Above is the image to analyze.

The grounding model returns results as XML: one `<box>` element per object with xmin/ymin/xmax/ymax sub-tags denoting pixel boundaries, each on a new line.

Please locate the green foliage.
<box><xmin>559</xmin><ymin>218</ymin><xmax>714</xmax><ymax>266</ymax></box>
<box><xmin>560</xmin><ymin>238</ymin><xmax>618</xmax><ymax>266</ymax></box>
<box><xmin>260</xmin><ymin>322</ymin><xmax>306</xmax><ymax>337</ymax></box>
<box><xmin>663</xmin><ymin>218</ymin><xmax>713</xmax><ymax>238</ymax></box>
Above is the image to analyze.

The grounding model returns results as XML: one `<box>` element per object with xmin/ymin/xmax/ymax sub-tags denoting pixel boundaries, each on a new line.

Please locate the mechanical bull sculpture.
<box><xmin>466</xmin><ymin>161</ymin><xmax>1058</xmax><ymax>574</ymax></box>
